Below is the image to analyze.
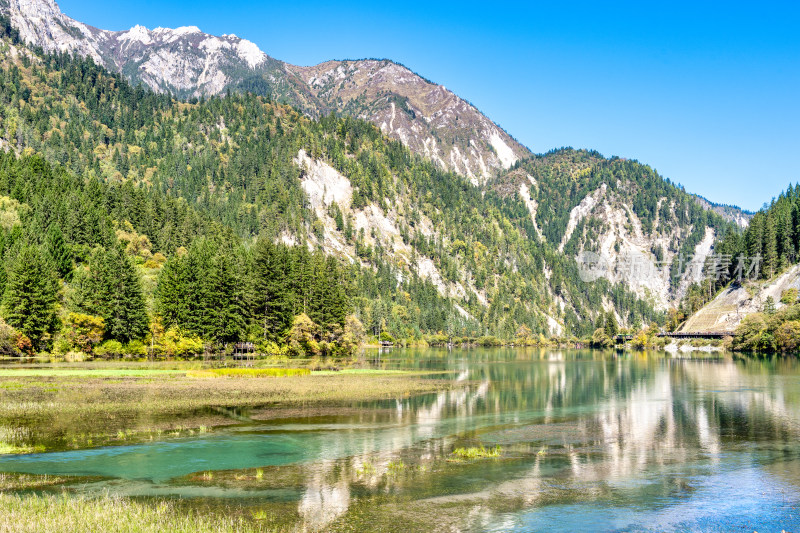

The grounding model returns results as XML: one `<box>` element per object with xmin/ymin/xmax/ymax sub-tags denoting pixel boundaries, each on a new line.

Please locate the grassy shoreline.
<box><xmin>0</xmin><ymin>362</ymin><xmax>454</xmax><ymax>455</ymax></box>
<box><xmin>0</xmin><ymin>362</ymin><xmax>459</xmax><ymax>531</ymax></box>
<box><xmin>0</xmin><ymin>493</ymin><xmax>260</xmax><ymax>533</ymax></box>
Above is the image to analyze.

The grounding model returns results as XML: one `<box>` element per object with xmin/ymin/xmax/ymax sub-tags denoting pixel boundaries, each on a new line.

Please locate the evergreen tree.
<box><xmin>75</xmin><ymin>246</ymin><xmax>148</xmax><ymax>343</ymax></box>
<box><xmin>763</xmin><ymin>296</ymin><xmax>776</xmax><ymax>316</ymax></box>
<box><xmin>780</xmin><ymin>213</ymin><xmax>794</xmax><ymax>267</ymax></box>
<box><xmin>45</xmin><ymin>224</ymin><xmax>72</xmax><ymax>280</ymax></box>
<box><xmin>207</xmin><ymin>252</ymin><xmax>246</xmax><ymax>343</ymax></box>
<box><xmin>321</xmin><ymin>255</ymin><xmax>348</xmax><ymax>327</ymax></box>
<box><xmin>604</xmin><ymin>311</ymin><xmax>619</xmax><ymax>338</ymax></box>
<box><xmin>763</xmin><ymin>215</ymin><xmax>778</xmax><ymax>278</ymax></box>
<box><xmin>252</xmin><ymin>238</ymin><xmax>292</xmax><ymax>341</ymax></box>
<box><xmin>155</xmin><ymin>254</ymin><xmax>189</xmax><ymax>328</ymax></box>
<box><xmin>595</xmin><ymin>313</ymin><xmax>605</xmax><ymax>332</ymax></box>
<box><xmin>1</xmin><ymin>246</ymin><xmax>59</xmax><ymax>349</ymax></box>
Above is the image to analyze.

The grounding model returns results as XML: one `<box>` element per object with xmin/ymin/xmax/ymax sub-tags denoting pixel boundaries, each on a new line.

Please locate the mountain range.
<box><xmin>0</xmin><ymin>0</ymin><xmax>763</xmax><ymax>342</ymax></box>
<box><xmin>0</xmin><ymin>0</ymin><xmax>528</xmax><ymax>184</ymax></box>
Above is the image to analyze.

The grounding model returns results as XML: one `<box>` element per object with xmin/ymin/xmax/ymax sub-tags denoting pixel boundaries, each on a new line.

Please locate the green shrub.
<box><xmin>590</xmin><ymin>328</ymin><xmax>612</xmax><ymax>348</ymax></box>
<box><xmin>124</xmin><ymin>340</ymin><xmax>147</xmax><ymax>357</ymax></box>
<box><xmin>256</xmin><ymin>340</ymin><xmax>287</xmax><ymax>357</ymax></box>
<box><xmin>0</xmin><ymin>319</ymin><xmax>22</xmax><ymax>356</ymax></box>
<box><xmin>94</xmin><ymin>340</ymin><xmax>124</xmax><ymax>358</ymax></box>
<box><xmin>157</xmin><ymin>327</ymin><xmax>204</xmax><ymax>359</ymax></box>
<box><xmin>780</xmin><ymin>288</ymin><xmax>798</xmax><ymax>305</ymax></box>
<box><xmin>426</xmin><ymin>334</ymin><xmax>449</xmax><ymax>346</ymax></box>
<box><xmin>732</xmin><ymin>313</ymin><xmax>767</xmax><ymax>352</ymax></box>
<box><xmin>287</xmin><ymin>314</ymin><xmax>320</xmax><ymax>357</ymax></box>
<box><xmin>63</xmin><ymin>313</ymin><xmax>104</xmax><ymax>354</ymax></box>
<box><xmin>52</xmin><ymin>336</ymin><xmax>71</xmax><ymax>356</ymax></box>
<box><xmin>775</xmin><ymin>320</ymin><xmax>800</xmax><ymax>352</ymax></box>
<box><xmin>477</xmin><ymin>336</ymin><xmax>502</xmax><ymax>347</ymax></box>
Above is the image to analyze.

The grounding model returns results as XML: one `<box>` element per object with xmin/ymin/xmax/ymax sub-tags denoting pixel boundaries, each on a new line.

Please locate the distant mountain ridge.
<box><xmin>690</xmin><ymin>194</ymin><xmax>753</xmax><ymax>228</ymax></box>
<box><xmin>0</xmin><ymin>0</ymin><xmax>528</xmax><ymax>182</ymax></box>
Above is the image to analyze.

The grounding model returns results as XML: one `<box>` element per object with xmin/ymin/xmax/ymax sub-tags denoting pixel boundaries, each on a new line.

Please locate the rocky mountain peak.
<box><xmin>0</xmin><ymin>0</ymin><xmax>528</xmax><ymax>182</ymax></box>
<box><xmin>1</xmin><ymin>0</ymin><xmax>104</xmax><ymax>62</ymax></box>
<box><xmin>289</xmin><ymin>59</ymin><xmax>526</xmax><ymax>183</ymax></box>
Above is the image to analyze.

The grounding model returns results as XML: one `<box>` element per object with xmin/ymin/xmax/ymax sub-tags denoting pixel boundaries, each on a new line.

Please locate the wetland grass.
<box><xmin>449</xmin><ymin>445</ymin><xmax>502</xmax><ymax>461</ymax></box>
<box><xmin>186</xmin><ymin>368</ymin><xmax>310</xmax><ymax>378</ymax></box>
<box><xmin>0</xmin><ymin>366</ymin><xmax>453</xmax><ymax>455</ymax></box>
<box><xmin>0</xmin><ymin>493</ymin><xmax>261</xmax><ymax>533</ymax></box>
<box><xmin>0</xmin><ymin>369</ymin><xmax>450</xmax><ymax>420</ymax></box>
<box><xmin>0</xmin><ymin>472</ymin><xmax>77</xmax><ymax>490</ymax></box>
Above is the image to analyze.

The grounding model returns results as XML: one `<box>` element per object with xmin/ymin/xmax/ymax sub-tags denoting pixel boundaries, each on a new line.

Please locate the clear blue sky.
<box><xmin>58</xmin><ymin>0</ymin><xmax>799</xmax><ymax>211</ymax></box>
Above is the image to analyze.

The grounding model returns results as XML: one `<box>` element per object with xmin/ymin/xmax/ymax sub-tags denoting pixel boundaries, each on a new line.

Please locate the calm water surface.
<box><xmin>1</xmin><ymin>349</ymin><xmax>799</xmax><ymax>531</ymax></box>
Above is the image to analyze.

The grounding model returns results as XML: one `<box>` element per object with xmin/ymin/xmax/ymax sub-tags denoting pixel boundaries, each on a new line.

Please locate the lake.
<box><xmin>1</xmin><ymin>349</ymin><xmax>799</xmax><ymax>531</ymax></box>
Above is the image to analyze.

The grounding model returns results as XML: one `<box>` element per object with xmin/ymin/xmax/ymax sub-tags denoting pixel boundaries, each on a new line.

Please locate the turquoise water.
<box><xmin>1</xmin><ymin>349</ymin><xmax>800</xmax><ymax>531</ymax></box>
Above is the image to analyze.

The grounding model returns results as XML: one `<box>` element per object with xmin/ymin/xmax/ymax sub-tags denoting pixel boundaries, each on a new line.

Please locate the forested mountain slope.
<box><xmin>0</xmin><ymin>25</ymin><xmax>669</xmax><ymax>354</ymax></box>
<box><xmin>0</xmin><ymin>0</ymin><xmax>528</xmax><ymax>182</ymax></box>
<box><xmin>677</xmin><ymin>185</ymin><xmax>800</xmax><ymax>351</ymax></box>
<box><xmin>491</xmin><ymin>149</ymin><xmax>743</xmax><ymax>309</ymax></box>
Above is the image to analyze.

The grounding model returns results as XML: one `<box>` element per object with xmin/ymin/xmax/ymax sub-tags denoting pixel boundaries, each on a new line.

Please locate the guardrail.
<box><xmin>614</xmin><ymin>331</ymin><xmax>731</xmax><ymax>341</ymax></box>
<box><xmin>657</xmin><ymin>332</ymin><xmax>730</xmax><ymax>339</ymax></box>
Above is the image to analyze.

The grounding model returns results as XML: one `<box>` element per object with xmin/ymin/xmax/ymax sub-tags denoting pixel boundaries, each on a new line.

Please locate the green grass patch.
<box><xmin>449</xmin><ymin>445</ymin><xmax>502</xmax><ymax>460</ymax></box>
<box><xmin>0</xmin><ymin>369</ymin><xmax>184</xmax><ymax>377</ymax></box>
<box><xmin>186</xmin><ymin>368</ymin><xmax>311</xmax><ymax>378</ymax></box>
<box><xmin>311</xmin><ymin>369</ymin><xmax>432</xmax><ymax>376</ymax></box>
<box><xmin>0</xmin><ymin>442</ymin><xmax>44</xmax><ymax>454</ymax></box>
<box><xmin>0</xmin><ymin>493</ymin><xmax>257</xmax><ymax>532</ymax></box>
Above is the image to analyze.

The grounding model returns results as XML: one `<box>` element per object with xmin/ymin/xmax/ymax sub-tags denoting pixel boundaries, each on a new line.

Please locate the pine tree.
<box><xmin>45</xmin><ymin>224</ymin><xmax>72</xmax><ymax>280</ymax></box>
<box><xmin>107</xmin><ymin>247</ymin><xmax>149</xmax><ymax>343</ymax></box>
<box><xmin>595</xmin><ymin>313</ymin><xmax>605</xmax><ymax>332</ymax></box>
<box><xmin>746</xmin><ymin>213</ymin><xmax>764</xmax><ymax>260</ymax></box>
<box><xmin>321</xmin><ymin>255</ymin><xmax>348</xmax><ymax>328</ymax></box>
<box><xmin>208</xmin><ymin>253</ymin><xmax>246</xmax><ymax>344</ymax></box>
<box><xmin>155</xmin><ymin>254</ymin><xmax>188</xmax><ymax>328</ymax></box>
<box><xmin>763</xmin><ymin>214</ymin><xmax>778</xmax><ymax>278</ymax></box>
<box><xmin>763</xmin><ymin>295</ymin><xmax>776</xmax><ymax>315</ymax></box>
<box><xmin>75</xmin><ymin>246</ymin><xmax>148</xmax><ymax>343</ymax></box>
<box><xmin>780</xmin><ymin>213</ymin><xmax>794</xmax><ymax>267</ymax></box>
<box><xmin>252</xmin><ymin>238</ymin><xmax>291</xmax><ymax>341</ymax></box>
<box><xmin>1</xmin><ymin>246</ymin><xmax>59</xmax><ymax>349</ymax></box>
<box><xmin>604</xmin><ymin>311</ymin><xmax>619</xmax><ymax>338</ymax></box>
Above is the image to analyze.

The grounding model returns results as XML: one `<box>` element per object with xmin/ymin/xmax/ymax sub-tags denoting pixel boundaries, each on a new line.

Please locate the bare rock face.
<box><xmin>289</xmin><ymin>60</ymin><xmax>526</xmax><ymax>184</ymax></box>
<box><xmin>1</xmin><ymin>0</ymin><xmax>105</xmax><ymax>62</ymax></box>
<box><xmin>0</xmin><ymin>0</ymin><xmax>529</xmax><ymax>182</ymax></box>
<box><xmin>0</xmin><ymin>0</ymin><xmax>278</xmax><ymax>97</ymax></box>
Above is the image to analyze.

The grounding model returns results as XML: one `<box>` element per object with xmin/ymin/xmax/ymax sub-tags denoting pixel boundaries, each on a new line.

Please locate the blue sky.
<box><xmin>58</xmin><ymin>0</ymin><xmax>799</xmax><ymax>211</ymax></box>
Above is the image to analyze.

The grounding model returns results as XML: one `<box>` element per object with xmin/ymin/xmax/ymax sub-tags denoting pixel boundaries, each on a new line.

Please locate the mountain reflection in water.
<box><xmin>0</xmin><ymin>350</ymin><xmax>798</xmax><ymax>531</ymax></box>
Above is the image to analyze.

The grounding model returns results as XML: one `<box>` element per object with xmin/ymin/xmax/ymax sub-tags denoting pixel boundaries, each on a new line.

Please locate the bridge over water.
<box><xmin>614</xmin><ymin>331</ymin><xmax>730</xmax><ymax>343</ymax></box>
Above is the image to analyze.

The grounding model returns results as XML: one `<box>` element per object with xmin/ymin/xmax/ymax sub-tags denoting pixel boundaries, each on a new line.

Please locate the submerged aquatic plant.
<box><xmin>387</xmin><ymin>460</ymin><xmax>406</xmax><ymax>473</ymax></box>
<box><xmin>356</xmin><ymin>462</ymin><xmax>376</xmax><ymax>476</ymax></box>
<box><xmin>450</xmin><ymin>445</ymin><xmax>502</xmax><ymax>460</ymax></box>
